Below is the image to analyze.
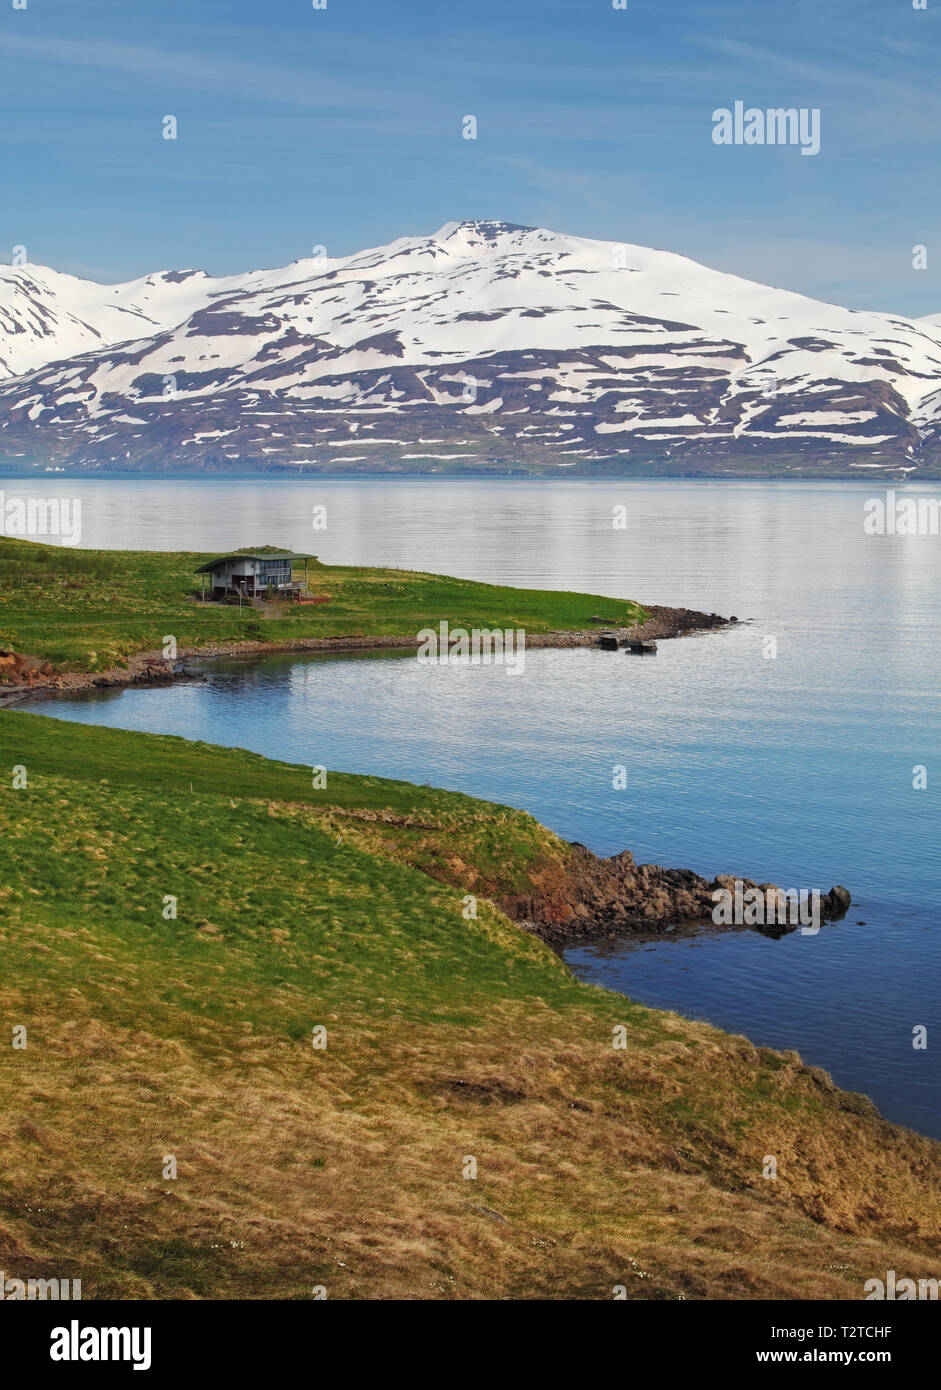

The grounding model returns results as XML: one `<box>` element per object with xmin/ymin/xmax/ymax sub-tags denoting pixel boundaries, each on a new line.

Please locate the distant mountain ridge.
<box><xmin>2</xmin><ymin>220</ymin><xmax>941</xmax><ymax>477</ymax></box>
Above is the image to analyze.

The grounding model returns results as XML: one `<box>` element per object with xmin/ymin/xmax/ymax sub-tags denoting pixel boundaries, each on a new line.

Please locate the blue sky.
<box><xmin>1</xmin><ymin>0</ymin><xmax>940</xmax><ymax>314</ymax></box>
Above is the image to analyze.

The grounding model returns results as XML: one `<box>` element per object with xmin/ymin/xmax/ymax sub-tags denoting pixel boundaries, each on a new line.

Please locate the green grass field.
<box><xmin>1</xmin><ymin>710</ymin><xmax>939</xmax><ymax>1299</ymax></box>
<box><xmin>0</xmin><ymin>537</ymin><xmax>643</xmax><ymax>675</ymax></box>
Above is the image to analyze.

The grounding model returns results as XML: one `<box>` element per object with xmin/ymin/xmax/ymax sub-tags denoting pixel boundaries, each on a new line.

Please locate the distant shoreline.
<box><xmin>0</xmin><ymin>603</ymin><xmax>730</xmax><ymax>706</ymax></box>
<box><xmin>0</xmin><ymin>467</ymin><xmax>932</xmax><ymax>483</ymax></box>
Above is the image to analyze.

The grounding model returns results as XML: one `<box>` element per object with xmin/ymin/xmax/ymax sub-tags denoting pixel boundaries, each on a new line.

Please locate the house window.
<box><xmin>258</xmin><ymin>560</ymin><xmax>291</xmax><ymax>583</ymax></box>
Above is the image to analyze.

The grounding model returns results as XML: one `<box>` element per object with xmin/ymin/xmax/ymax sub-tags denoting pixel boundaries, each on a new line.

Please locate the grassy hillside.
<box><xmin>0</xmin><ymin>710</ymin><xmax>939</xmax><ymax>1300</ymax></box>
<box><xmin>0</xmin><ymin>537</ymin><xmax>643</xmax><ymax>676</ymax></box>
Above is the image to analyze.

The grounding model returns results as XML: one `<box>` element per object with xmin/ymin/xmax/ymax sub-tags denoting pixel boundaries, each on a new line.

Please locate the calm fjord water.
<box><xmin>16</xmin><ymin>476</ymin><xmax>941</xmax><ymax>1136</ymax></box>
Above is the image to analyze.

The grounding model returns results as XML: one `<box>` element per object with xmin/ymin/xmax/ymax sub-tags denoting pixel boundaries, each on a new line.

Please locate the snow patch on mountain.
<box><xmin>2</xmin><ymin>221</ymin><xmax>941</xmax><ymax>475</ymax></box>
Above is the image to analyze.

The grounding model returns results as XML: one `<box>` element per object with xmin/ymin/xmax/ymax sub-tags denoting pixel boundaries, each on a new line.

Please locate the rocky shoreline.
<box><xmin>0</xmin><ymin>602</ymin><xmax>731</xmax><ymax>706</ymax></box>
<box><xmin>501</xmin><ymin>842</ymin><xmax>851</xmax><ymax>951</ymax></box>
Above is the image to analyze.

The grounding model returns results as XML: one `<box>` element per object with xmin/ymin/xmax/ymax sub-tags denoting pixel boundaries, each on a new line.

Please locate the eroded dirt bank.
<box><xmin>325</xmin><ymin>802</ymin><xmax>851</xmax><ymax>951</ymax></box>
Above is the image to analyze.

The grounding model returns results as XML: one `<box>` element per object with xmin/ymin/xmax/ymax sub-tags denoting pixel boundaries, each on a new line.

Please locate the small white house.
<box><xmin>194</xmin><ymin>551</ymin><xmax>317</xmax><ymax>601</ymax></box>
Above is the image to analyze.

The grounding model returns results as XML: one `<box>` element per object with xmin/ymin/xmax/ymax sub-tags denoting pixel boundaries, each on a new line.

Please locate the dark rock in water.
<box><xmin>598</xmin><ymin>634</ymin><xmax>619</xmax><ymax>651</ymax></box>
<box><xmin>627</xmin><ymin>640</ymin><xmax>657</xmax><ymax>654</ymax></box>
<box><xmin>822</xmin><ymin>885</ymin><xmax>851</xmax><ymax>919</ymax></box>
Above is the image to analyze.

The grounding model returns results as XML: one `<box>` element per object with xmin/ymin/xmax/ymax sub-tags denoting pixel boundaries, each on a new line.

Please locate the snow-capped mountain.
<box><xmin>0</xmin><ymin>264</ymin><xmax>231</xmax><ymax>379</ymax></box>
<box><xmin>2</xmin><ymin>220</ymin><xmax>941</xmax><ymax>476</ymax></box>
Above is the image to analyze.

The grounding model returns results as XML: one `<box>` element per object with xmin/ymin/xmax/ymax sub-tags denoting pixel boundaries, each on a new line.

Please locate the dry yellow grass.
<box><xmin>5</xmin><ymin>985</ymin><xmax>939</xmax><ymax>1301</ymax></box>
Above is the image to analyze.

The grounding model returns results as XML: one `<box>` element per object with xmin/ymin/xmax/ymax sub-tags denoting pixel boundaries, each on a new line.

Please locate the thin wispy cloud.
<box><xmin>0</xmin><ymin>33</ymin><xmax>399</xmax><ymax>110</ymax></box>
